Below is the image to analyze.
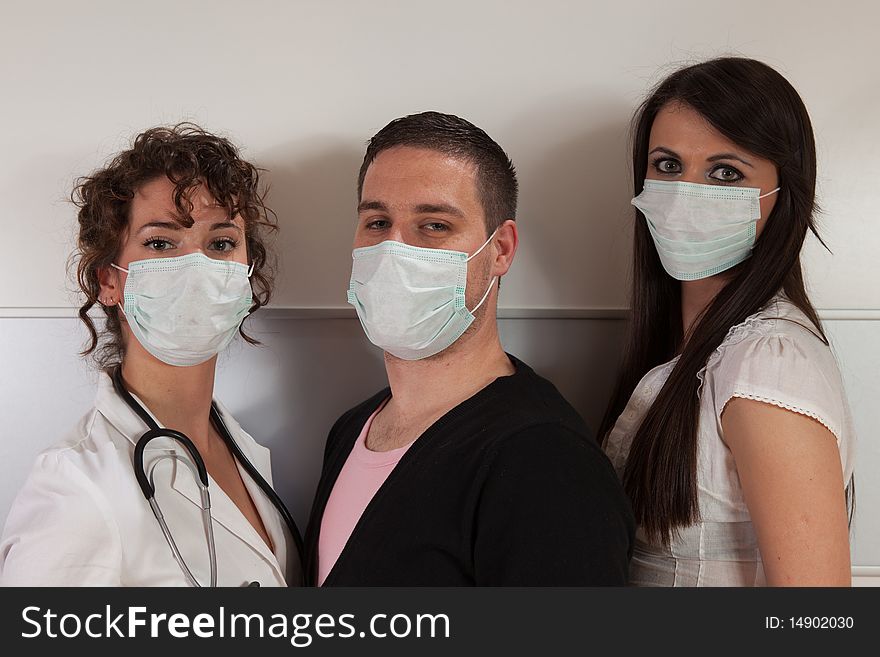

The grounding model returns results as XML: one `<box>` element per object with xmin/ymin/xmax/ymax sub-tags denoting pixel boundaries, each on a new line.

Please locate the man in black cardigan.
<box><xmin>305</xmin><ymin>111</ymin><xmax>633</xmax><ymax>586</ymax></box>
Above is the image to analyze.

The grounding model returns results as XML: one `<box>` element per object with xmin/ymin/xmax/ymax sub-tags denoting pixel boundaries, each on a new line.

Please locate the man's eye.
<box><xmin>424</xmin><ymin>222</ymin><xmax>449</xmax><ymax>232</ymax></box>
<box><xmin>652</xmin><ymin>158</ymin><xmax>681</xmax><ymax>174</ymax></box>
<box><xmin>365</xmin><ymin>219</ymin><xmax>390</xmax><ymax>230</ymax></box>
<box><xmin>708</xmin><ymin>165</ymin><xmax>744</xmax><ymax>182</ymax></box>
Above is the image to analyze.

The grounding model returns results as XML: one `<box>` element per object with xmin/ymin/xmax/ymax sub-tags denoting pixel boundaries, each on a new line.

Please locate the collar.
<box><xmin>94</xmin><ymin>370</ymin><xmax>166</xmax><ymax>449</ymax></box>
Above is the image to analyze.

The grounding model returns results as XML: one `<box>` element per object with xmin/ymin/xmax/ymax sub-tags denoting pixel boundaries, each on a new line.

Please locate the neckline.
<box><xmin>352</xmin><ymin>397</ymin><xmax>410</xmax><ymax>467</ymax></box>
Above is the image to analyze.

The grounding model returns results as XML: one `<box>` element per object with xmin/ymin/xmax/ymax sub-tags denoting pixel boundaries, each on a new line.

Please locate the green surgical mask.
<box><xmin>631</xmin><ymin>180</ymin><xmax>779</xmax><ymax>280</ymax></box>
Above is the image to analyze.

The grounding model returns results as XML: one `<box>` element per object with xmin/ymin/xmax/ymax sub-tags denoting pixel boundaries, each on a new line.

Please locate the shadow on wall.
<box><xmin>257</xmin><ymin>137</ymin><xmax>366</xmax><ymax>308</ymax></box>
<box><xmin>498</xmin><ymin>318</ymin><xmax>629</xmax><ymax>435</ymax></box>
<box><xmin>500</xmin><ymin>97</ymin><xmax>635</xmax><ymax>309</ymax></box>
<box><xmin>217</xmin><ymin>315</ymin><xmax>387</xmax><ymax>530</ymax></box>
<box><xmin>255</xmin><ymin>99</ymin><xmax>639</xmax><ymax>311</ymax></box>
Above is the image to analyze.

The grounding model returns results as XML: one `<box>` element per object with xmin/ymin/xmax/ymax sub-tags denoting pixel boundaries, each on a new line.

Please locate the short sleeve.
<box><xmin>0</xmin><ymin>451</ymin><xmax>123</xmax><ymax>586</ymax></box>
<box><xmin>709</xmin><ymin>330</ymin><xmax>849</xmax><ymax>445</ymax></box>
<box><xmin>473</xmin><ymin>425</ymin><xmax>634</xmax><ymax>586</ymax></box>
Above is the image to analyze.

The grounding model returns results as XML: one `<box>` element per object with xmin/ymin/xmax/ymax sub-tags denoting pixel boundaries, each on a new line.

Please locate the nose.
<box><xmin>678</xmin><ymin>166</ymin><xmax>705</xmax><ymax>185</ymax></box>
<box><xmin>387</xmin><ymin>226</ymin><xmax>406</xmax><ymax>243</ymax></box>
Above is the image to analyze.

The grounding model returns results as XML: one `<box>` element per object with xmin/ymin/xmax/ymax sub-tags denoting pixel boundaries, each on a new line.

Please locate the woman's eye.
<box><xmin>653</xmin><ymin>158</ymin><xmax>681</xmax><ymax>174</ymax></box>
<box><xmin>143</xmin><ymin>238</ymin><xmax>174</xmax><ymax>251</ymax></box>
<box><xmin>209</xmin><ymin>238</ymin><xmax>238</xmax><ymax>252</ymax></box>
<box><xmin>709</xmin><ymin>165</ymin><xmax>744</xmax><ymax>182</ymax></box>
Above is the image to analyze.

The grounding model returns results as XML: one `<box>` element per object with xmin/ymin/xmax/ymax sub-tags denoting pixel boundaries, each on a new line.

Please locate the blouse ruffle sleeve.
<box><xmin>706</xmin><ymin>326</ymin><xmax>848</xmax><ymax>446</ymax></box>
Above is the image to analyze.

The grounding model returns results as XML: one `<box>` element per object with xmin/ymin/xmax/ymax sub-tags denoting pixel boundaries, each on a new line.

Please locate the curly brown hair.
<box><xmin>71</xmin><ymin>123</ymin><xmax>277</xmax><ymax>368</ymax></box>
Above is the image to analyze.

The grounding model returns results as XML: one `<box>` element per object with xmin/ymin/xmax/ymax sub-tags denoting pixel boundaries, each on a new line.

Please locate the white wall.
<box><xmin>1</xmin><ymin>1</ymin><xmax>878</xmax><ymax>583</ymax></box>
<box><xmin>1</xmin><ymin>0</ymin><xmax>878</xmax><ymax>312</ymax></box>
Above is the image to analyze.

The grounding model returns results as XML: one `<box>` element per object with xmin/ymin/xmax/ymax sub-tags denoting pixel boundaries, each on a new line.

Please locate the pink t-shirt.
<box><xmin>317</xmin><ymin>399</ymin><xmax>412</xmax><ymax>586</ymax></box>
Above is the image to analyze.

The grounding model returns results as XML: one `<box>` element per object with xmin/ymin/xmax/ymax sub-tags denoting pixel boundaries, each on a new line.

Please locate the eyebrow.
<box><xmin>357</xmin><ymin>200</ymin><xmax>465</xmax><ymax>218</ymax></box>
<box><xmin>414</xmin><ymin>203</ymin><xmax>464</xmax><ymax>218</ymax></box>
<box><xmin>649</xmin><ymin>146</ymin><xmax>754</xmax><ymax>169</ymax></box>
<box><xmin>649</xmin><ymin>146</ymin><xmax>680</xmax><ymax>159</ymax></box>
<box><xmin>357</xmin><ymin>200</ymin><xmax>388</xmax><ymax>213</ymax></box>
<box><xmin>209</xmin><ymin>221</ymin><xmax>242</xmax><ymax>233</ymax></box>
<box><xmin>136</xmin><ymin>220</ymin><xmax>182</xmax><ymax>234</ymax></box>
<box><xmin>706</xmin><ymin>153</ymin><xmax>754</xmax><ymax>168</ymax></box>
<box><xmin>136</xmin><ymin>219</ymin><xmax>242</xmax><ymax>235</ymax></box>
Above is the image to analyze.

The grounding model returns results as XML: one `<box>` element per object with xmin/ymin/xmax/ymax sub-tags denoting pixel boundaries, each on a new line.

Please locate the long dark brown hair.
<box><xmin>598</xmin><ymin>57</ymin><xmax>853</xmax><ymax>545</ymax></box>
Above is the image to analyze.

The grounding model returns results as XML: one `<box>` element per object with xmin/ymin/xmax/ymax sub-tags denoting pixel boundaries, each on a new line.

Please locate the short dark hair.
<box><xmin>357</xmin><ymin>111</ymin><xmax>518</xmax><ymax>234</ymax></box>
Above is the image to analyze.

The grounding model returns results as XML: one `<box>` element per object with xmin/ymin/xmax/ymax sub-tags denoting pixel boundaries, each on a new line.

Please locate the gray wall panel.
<box><xmin>0</xmin><ymin>315</ymin><xmax>876</xmax><ymax>575</ymax></box>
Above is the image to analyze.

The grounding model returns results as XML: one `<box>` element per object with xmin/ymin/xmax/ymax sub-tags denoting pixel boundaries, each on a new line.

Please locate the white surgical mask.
<box><xmin>347</xmin><ymin>230</ymin><xmax>497</xmax><ymax>361</ymax></box>
<box><xmin>112</xmin><ymin>253</ymin><xmax>253</xmax><ymax>367</ymax></box>
<box><xmin>631</xmin><ymin>179</ymin><xmax>779</xmax><ymax>280</ymax></box>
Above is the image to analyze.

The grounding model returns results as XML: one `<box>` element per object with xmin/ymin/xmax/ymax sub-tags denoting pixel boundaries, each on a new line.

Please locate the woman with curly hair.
<box><xmin>0</xmin><ymin>124</ymin><xmax>303</xmax><ymax>586</ymax></box>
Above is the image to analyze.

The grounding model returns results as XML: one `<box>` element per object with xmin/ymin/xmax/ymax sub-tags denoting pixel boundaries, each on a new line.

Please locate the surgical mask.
<box><xmin>631</xmin><ymin>180</ymin><xmax>779</xmax><ymax>280</ymax></box>
<box><xmin>112</xmin><ymin>253</ymin><xmax>253</xmax><ymax>367</ymax></box>
<box><xmin>347</xmin><ymin>230</ymin><xmax>497</xmax><ymax>361</ymax></box>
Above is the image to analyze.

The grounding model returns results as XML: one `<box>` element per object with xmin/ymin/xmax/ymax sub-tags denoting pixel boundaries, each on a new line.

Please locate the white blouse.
<box><xmin>604</xmin><ymin>294</ymin><xmax>856</xmax><ymax>587</ymax></box>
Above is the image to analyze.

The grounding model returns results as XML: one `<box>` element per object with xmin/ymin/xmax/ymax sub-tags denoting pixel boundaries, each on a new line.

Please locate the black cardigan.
<box><xmin>304</xmin><ymin>355</ymin><xmax>634</xmax><ymax>586</ymax></box>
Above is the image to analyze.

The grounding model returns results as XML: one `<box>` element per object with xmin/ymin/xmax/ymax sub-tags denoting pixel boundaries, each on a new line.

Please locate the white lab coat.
<box><xmin>0</xmin><ymin>372</ymin><xmax>301</xmax><ymax>587</ymax></box>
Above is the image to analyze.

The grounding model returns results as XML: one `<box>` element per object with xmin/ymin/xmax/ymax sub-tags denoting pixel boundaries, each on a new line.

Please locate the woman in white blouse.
<box><xmin>600</xmin><ymin>57</ymin><xmax>855</xmax><ymax>586</ymax></box>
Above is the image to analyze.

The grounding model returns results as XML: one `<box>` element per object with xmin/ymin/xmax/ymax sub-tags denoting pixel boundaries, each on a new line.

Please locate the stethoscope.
<box><xmin>111</xmin><ymin>366</ymin><xmax>304</xmax><ymax>587</ymax></box>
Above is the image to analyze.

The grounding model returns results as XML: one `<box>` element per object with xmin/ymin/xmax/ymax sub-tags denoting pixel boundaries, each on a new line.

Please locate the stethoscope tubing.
<box><xmin>133</xmin><ymin>428</ymin><xmax>208</xmax><ymax>498</ymax></box>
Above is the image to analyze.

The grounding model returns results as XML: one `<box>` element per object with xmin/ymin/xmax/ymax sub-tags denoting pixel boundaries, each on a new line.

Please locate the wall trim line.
<box><xmin>2</xmin><ymin>306</ymin><xmax>880</xmax><ymax>320</ymax></box>
<box><xmin>852</xmin><ymin>566</ymin><xmax>880</xmax><ymax>577</ymax></box>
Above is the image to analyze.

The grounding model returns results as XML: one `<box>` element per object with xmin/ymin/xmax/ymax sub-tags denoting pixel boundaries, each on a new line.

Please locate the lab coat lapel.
<box><xmin>94</xmin><ymin>371</ymin><xmax>163</xmax><ymax>446</ymax></box>
<box><xmin>211</xmin><ymin>404</ymin><xmax>289</xmax><ymax>581</ymax></box>
<box><xmin>234</xmin><ymin>447</ymin><xmax>290</xmax><ymax>579</ymax></box>
<box><xmin>164</xmin><ymin>417</ymin><xmax>284</xmax><ymax>581</ymax></box>
<box><xmin>166</xmin><ymin>461</ymin><xmax>282</xmax><ymax>578</ymax></box>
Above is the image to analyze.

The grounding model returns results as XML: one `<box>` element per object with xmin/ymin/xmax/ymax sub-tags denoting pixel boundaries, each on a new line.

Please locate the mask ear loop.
<box><xmin>465</xmin><ymin>227</ymin><xmax>499</xmax><ymax>262</ymax></box>
<box><xmin>464</xmin><ymin>228</ymin><xmax>500</xmax><ymax>313</ymax></box>
<box><xmin>758</xmin><ymin>187</ymin><xmax>780</xmax><ymax>199</ymax></box>
<box><xmin>469</xmin><ymin>276</ymin><xmax>498</xmax><ymax>313</ymax></box>
<box><xmin>247</xmin><ymin>262</ymin><xmax>255</xmax><ymax>277</ymax></box>
<box><xmin>109</xmin><ymin>263</ymin><xmax>129</xmax><ymax>315</ymax></box>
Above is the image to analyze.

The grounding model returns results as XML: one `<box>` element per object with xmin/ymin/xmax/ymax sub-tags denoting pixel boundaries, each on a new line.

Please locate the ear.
<box><xmin>491</xmin><ymin>219</ymin><xmax>518</xmax><ymax>278</ymax></box>
<box><xmin>97</xmin><ymin>264</ymin><xmax>122</xmax><ymax>307</ymax></box>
